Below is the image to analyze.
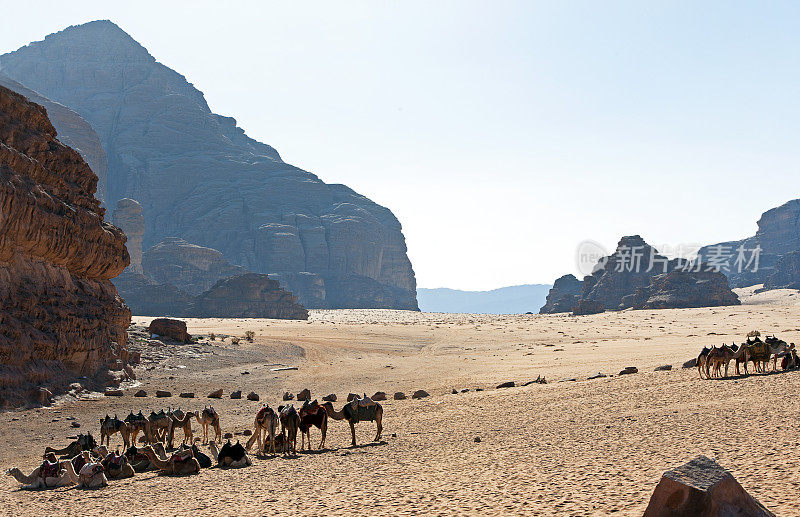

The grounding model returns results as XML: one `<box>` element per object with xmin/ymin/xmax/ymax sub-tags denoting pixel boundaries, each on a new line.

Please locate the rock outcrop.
<box><xmin>0</xmin><ymin>73</ymin><xmax>107</xmax><ymax>204</ymax></box>
<box><xmin>142</xmin><ymin>237</ymin><xmax>248</xmax><ymax>295</ymax></box>
<box><xmin>643</xmin><ymin>456</ymin><xmax>774</xmax><ymax>516</ymax></box>
<box><xmin>0</xmin><ymin>85</ymin><xmax>130</xmax><ymax>406</ymax></box>
<box><xmin>147</xmin><ymin>318</ymin><xmax>190</xmax><ymax>343</ymax></box>
<box><xmin>112</xmin><ymin>198</ymin><xmax>144</xmax><ymax>274</ymax></box>
<box><xmin>190</xmin><ymin>274</ymin><xmax>309</xmax><ymax>319</ymax></box>
<box><xmin>546</xmin><ymin>236</ymin><xmax>739</xmax><ymax>314</ymax></box>
<box><xmin>112</xmin><ymin>271</ymin><xmax>194</xmax><ymax>317</ymax></box>
<box><xmin>539</xmin><ymin>275</ymin><xmax>583</xmax><ymax>314</ymax></box>
<box><xmin>697</xmin><ymin>199</ymin><xmax>800</xmax><ymax>288</ymax></box>
<box><xmin>764</xmin><ymin>250</ymin><xmax>800</xmax><ymax>290</ymax></box>
<box><xmin>1</xmin><ymin>20</ymin><xmax>418</xmax><ymax>310</ymax></box>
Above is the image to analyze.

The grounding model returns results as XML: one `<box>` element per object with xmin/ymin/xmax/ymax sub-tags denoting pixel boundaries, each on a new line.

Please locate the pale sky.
<box><xmin>2</xmin><ymin>1</ymin><xmax>799</xmax><ymax>290</ymax></box>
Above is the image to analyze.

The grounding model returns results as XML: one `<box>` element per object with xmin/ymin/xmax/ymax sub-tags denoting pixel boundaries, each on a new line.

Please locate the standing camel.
<box><xmin>168</xmin><ymin>411</ymin><xmax>197</xmax><ymax>448</ymax></box>
<box><xmin>100</xmin><ymin>415</ymin><xmax>129</xmax><ymax>447</ymax></box>
<box><xmin>196</xmin><ymin>407</ymin><xmax>221</xmax><ymax>445</ymax></box>
<box><xmin>125</xmin><ymin>411</ymin><xmax>151</xmax><ymax>444</ymax></box>
<box><xmin>298</xmin><ymin>399</ymin><xmax>328</xmax><ymax>451</ymax></box>
<box><xmin>765</xmin><ymin>336</ymin><xmax>794</xmax><ymax>371</ymax></box>
<box><xmin>278</xmin><ymin>405</ymin><xmax>300</xmax><ymax>455</ymax></box>
<box><xmin>148</xmin><ymin>410</ymin><xmax>171</xmax><ymax>443</ymax></box>
<box><xmin>245</xmin><ymin>405</ymin><xmax>279</xmax><ymax>455</ymax></box>
<box><xmin>321</xmin><ymin>397</ymin><xmax>383</xmax><ymax>447</ymax></box>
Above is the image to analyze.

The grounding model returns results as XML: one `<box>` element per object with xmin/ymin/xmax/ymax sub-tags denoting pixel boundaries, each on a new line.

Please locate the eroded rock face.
<box><xmin>190</xmin><ymin>273</ymin><xmax>309</xmax><ymax>320</ymax></box>
<box><xmin>147</xmin><ymin>318</ymin><xmax>190</xmax><ymax>343</ymax></box>
<box><xmin>643</xmin><ymin>456</ymin><xmax>774</xmax><ymax>516</ymax></box>
<box><xmin>0</xmin><ymin>85</ymin><xmax>130</xmax><ymax>406</ymax></box>
<box><xmin>113</xmin><ymin>198</ymin><xmax>145</xmax><ymax>274</ymax></box>
<box><xmin>763</xmin><ymin>250</ymin><xmax>800</xmax><ymax>290</ymax></box>
<box><xmin>142</xmin><ymin>237</ymin><xmax>247</xmax><ymax>295</ymax></box>
<box><xmin>1</xmin><ymin>20</ymin><xmax>418</xmax><ymax>310</ymax></box>
<box><xmin>539</xmin><ymin>274</ymin><xmax>583</xmax><ymax>314</ymax></box>
<box><xmin>623</xmin><ymin>268</ymin><xmax>740</xmax><ymax>309</ymax></box>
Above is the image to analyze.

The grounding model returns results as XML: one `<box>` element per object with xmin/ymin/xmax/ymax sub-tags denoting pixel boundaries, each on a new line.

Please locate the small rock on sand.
<box><xmin>134</xmin><ymin>389</ymin><xmax>147</xmax><ymax>397</ymax></box>
<box><xmin>394</xmin><ymin>392</ymin><xmax>407</xmax><ymax>400</ymax></box>
<box><xmin>282</xmin><ymin>392</ymin><xmax>294</xmax><ymax>401</ymax></box>
<box><xmin>156</xmin><ymin>390</ymin><xmax>171</xmax><ymax>398</ymax></box>
<box><xmin>412</xmin><ymin>390</ymin><xmax>429</xmax><ymax>399</ymax></box>
<box><xmin>208</xmin><ymin>389</ymin><xmax>223</xmax><ymax>399</ymax></box>
<box><xmin>654</xmin><ymin>365</ymin><xmax>672</xmax><ymax>371</ymax></box>
<box><xmin>224</xmin><ymin>432</ymin><xmax>233</xmax><ymax>439</ymax></box>
<box><xmin>683</xmin><ymin>358</ymin><xmax>697</xmax><ymax>368</ymax></box>
<box><xmin>243</xmin><ymin>429</ymin><xmax>252</xmax><ymax>436</ymax></box>
<box><xmin>619</xmin><ymin>366</ymin><xmax>639</xmax><ymax>375</ymax></box>
<box><xmin>372</xmin><ymin>391</ymin><xmax>387</xmax><ymax>401</ymax></box>
<box><xmin>322</xmin><ymin>393</ymin><xmax>337</xmax><ymax>402</ymax></box>
<box><xmin>452</xmin><ymin>389</ymin><xmax>458</xmax><ymax>394</ymax></box>
<box><xmin>230</xmin><ymin>390</ymin><xmax>242</xmax><ymax>399</ymax></box>
<box><xmin>248</xmin><ymin>391</ymin><xmax>260</xmax><ymax>401</ymax></box>
<box><xmin>460</xmin><ymin>388</ymin><xmax>469</xmax><ymax>393</ymax></box>
<box><xmin>474</xmin><ymin>436</ymin><xmax>481</xmax><ymax>443</ymax></box>
<box><xmin>588</xmin><ymin>373</ymin><xmax>607</xmax><ymax>380</ymax></box>
<box><xmin>179</xmin><ymin>392</ymin><xmax>195</xmax><ymax>398</ymax></box>
<box><xmin>104</xmin><ymin>389</ymin><xmax>123</xmax><ymax>397</ymax></box>
<box><xmin>496</xmin><ymin>381</ymin><xmax>515</xmax><ymax>389</ymax></box>
<box><xmin>296</xmin><ymin>388</ymin><xmax>311</xmax><ymax>401</ymax></box>
<box><xmin>71</xmin><ymin>422</ymin><xmax>80</xmax><ymax>428</ymax></box>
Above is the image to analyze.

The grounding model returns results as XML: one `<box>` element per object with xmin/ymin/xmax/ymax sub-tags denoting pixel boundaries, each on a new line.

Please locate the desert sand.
<box><xmin>2</xmin><ymin>302</ymin><xmax>800</xmax><ymax>516</ymax></box>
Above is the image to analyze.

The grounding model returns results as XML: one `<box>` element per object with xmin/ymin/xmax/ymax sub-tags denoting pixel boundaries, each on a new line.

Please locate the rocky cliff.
<box><xmin>190</xmin><ymin>274</ymin><xmax>309</xmax><ymax>319</ymax></box>
<box><xmin>539</xmin><ymin>275</ymin><xmax>583</xmax><ymax>314</ymax></box>
<box><xmin>0</xmin><ymin>73</ymin><xmax>107</xmax><ymax>204</ymax></box>
<box><xmin>0</xmin><ymin>85</ymin><xmax>131</xmax><ymax>406</ymax></box>
<box><xmin>544</xmin><ymin>235</ymin><xmax>739</xmax><ymax>314</ymax></box>
<box><xmin>763</xmin><ymin>251</ymin><xmax>800</xmax><ymax>290</ymax></box>
<box><xmin>697</xmin><ymin>199</ymin><xmax>800</xmax><ymax>288</ymax></box>
<box><xmin>112</xmin><ymin>198</ymin><xmax>144</xmax><ymax>274</ymax></box>
<box><xmin>0</xmin><ymin>20</ymin><xmax>418</xmax><ymax>310</ymax></box>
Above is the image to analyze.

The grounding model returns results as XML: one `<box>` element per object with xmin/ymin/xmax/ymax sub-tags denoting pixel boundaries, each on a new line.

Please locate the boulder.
<box><xmin>147</xmin><ymin>318</ymin><xmax>191</xmax><ymax>343</ymax></box>
<box><xmin>0</xmin><ymin>85</ymin><xmax>131</xmax><ymax>406</ymax></box>
<box><xmin>134</xmin><ymin>390</ymin><xmax>147</xmax><ymax>397</ymax></box>
<box><xmin>412</xmin><ymin>390</ymin><xmax>429</xmax><ymax>399</ymax></box>
<box><xmin>347</xmin><ymin>393</ymin><xmax>359</xmax><ymax>402</ymax></box>
<box><xmin>496</xmin><ymin>381</ymin><xmax>515</xmax><ymax>389</ymax></box>
<box><xmin>282</xmin><ymin>392</ymin><xmax>294</xmax><ymax>401</ymax></box>
<box><xmin>394</xmin><ymin>392</ymin><xmax>407</xmax><ymax>400</ymax></box>
<box><xmin>156</xmin><ymin>390</ymin><xmax>171</xmax><ymax>398</ymax></box>
<box><xmin>247</xmin><ymin>392</ymin><xmax>260</xmax><ymax>401</ymax></box>
<box><xmin>0</xmin><ymin>20</ymin><xmax>418</xmax><ymax>311</ymax></box>
<box><xmin>539</xmin><ymin>274</ymin><xmax>583</xmax><ymax>314</ymax></box>
<box><xmin>322</xmin><ymin>393</ymin><xmax>337</xmax><ymax>402</ymax></box>
<box><xmin>643</xmin><ymin>456</ymin><xmax>775</xmax><ymax>516</ymax></box>
<box><xmin>208</xmin><ymin>389</ymin><xmax>223</xmax><ymax>399</ymax></box>
<box><xmin>683</xmin><ymin>358</ymin><xmax>697</xmax><ymax>369</ymax></box>
<box><xmin>654</xmin><ymin>365</ymin><xmax>672</xmax><ymax>371</ymax></box>
<box><xmin>230</xmin><ymin>390</ymin><xmax>242</xmax><ymax>399</ymax></box>
<box><xmin>619</xmin><ymin>367</ymin><xmax>639</xmax><ymax>376</ymax></box>
<box><xmin>104</xmin><ymin>389</ymin><xmax>123</xmax><ymax>397</ymax></box>
<box><xmin>179</xmin><ymin>392</ymin><xmax>194</xmax><ymax>399</ymax></box>
<box><xmin>37</xmin><ymin>388</ymin><xmax>53</xmax><ymax>406</ymax></box>
<box><xmin>372</xmin><ymin>391</ymin><xmax>387</xmax><ymax>401</ymax></box>
<box><xmin>296</xmin><ymin>388</ymin><xmax>311</xmax><ymax>401</ymax></box>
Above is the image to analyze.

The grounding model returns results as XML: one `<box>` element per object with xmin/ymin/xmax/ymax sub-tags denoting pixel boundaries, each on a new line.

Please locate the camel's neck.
<box><xmin>324</xmin><ymin>406</ymin><xmax>347</xmax><ymax>421</ymax></box>
<box><xmin>145</xmin><ymin>450</ymin><xmax>171</xmax><ymax>469</ymax></box>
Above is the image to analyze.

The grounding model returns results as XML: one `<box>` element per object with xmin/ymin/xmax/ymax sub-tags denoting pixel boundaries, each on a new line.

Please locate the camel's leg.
<box><xmin>375</xmin><ymin>412</ymin><xmax>383</xmax><ymax>442</ymax></box>
<box><xmin>319</xmin><ymin>420</ymin><xmax>327</xmax><ymax>449</ymax></box>
<box><xmin>215</xmin><ymin>423</ymin><xmax>221</xmax><ymax>444</ymax></box>
<box><xmin>349</xmin><ymin>421</ymin><xmax>357</xmax><ymax>447</ymax></box>
<box><xmin>268</xmin><ymin>423</ymin><xmax>275</xmax><ymax>454</ymax></box>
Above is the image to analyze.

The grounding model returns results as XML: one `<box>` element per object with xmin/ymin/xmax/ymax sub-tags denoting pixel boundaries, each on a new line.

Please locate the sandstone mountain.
<box><xmin>0</xmin><ymin>20</ymin><xmax>417</xmax><ymax>310</ymax></box>
<box><xmin>0</xmin><ymin>72</ymin><xmax>107</xmax><ymax>204</ymax></box>
<box><xmin>698</xmin><ymin>199</ymin><xmax>800</xmax><ymax>289</ymax></box>
<box><xmin>541</xmin><ymin>235</ymin><xmax>740</xmax><ymax>314</ymax></box>
<box><xmin>190</xmin><ymin>274</ymin><xmax>309</xmax><ymax>320</ymax></box>
<box><xmin>0</xmin><ymin>85</ymin><xmax>131</xmax><ymax>406</ymax></box>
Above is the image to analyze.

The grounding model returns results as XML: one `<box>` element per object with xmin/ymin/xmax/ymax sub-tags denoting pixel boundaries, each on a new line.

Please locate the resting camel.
<box><xmin>168</xmin><ymin>411</ymin><xmax>197</xmax><ymax>448</ymax></box>
<box><xmin>44</xmin><ymin>432</ymin><xmax>97</xmax><ymax>458</ymax></box>
<box><xmin>196</xmin><ymin>406</ymin><xmax>221</xmax><ymax>445</ymax></box>
<box><xmin>299</xmin><ymin>399</ymin><xmax>328</xmax><ymax>451</ymax></box>
<box><xmin>245</xmin><ymin>405</ymin><xmax>279</xmax><ymax>455</ymax></box>
<box><xmin>322</xmin><ymin>396</ymin><xmax>383</xmax><ymax>447</ymax></box>
<box><xmin>209</xmin><ymin>440</ymin><xmax>252</xmax><ymax>468</ymax></box>
<box><xmin>101</xmin><ymin>451</ymin><xmax>134</xmax><ymax>480</ymax></box>
<box><xmin>6</xmin><ymin>453</ymin><xmax>73</xmax><ymax>489</ymax></box>
<box><xmin>138</xmin><ymin>445</ymin><xmax>200</xmax><ymax>475</ymax></box>
<box><xmin>279</xmin><ymin>405</ymin><xmax>300</xmax><ymax>455</ymax></box>
<box><xmin>124</xmin><ymin>442</ymin><xmax>168</xmax><ymax>472</ymax></box>
<box><xmin>100</xmin><ymin>415</ymin><xmax>129</xmax><ymax>447</ymax></box>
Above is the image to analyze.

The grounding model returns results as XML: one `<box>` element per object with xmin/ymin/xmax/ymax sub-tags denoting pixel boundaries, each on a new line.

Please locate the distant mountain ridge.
<box><xmin>417</xmin><ymin>285</ymin><xmax>551</xmax><ymax>314</ymax></box>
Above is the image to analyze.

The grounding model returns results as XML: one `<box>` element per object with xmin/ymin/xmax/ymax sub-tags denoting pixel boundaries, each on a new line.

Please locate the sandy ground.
<box><xmin>2</xmin><ymin>304</ymin><xmax>800</xmax><ymax>516</ymax></box>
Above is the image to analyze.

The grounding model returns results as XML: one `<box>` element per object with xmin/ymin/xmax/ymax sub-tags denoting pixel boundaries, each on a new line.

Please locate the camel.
<box><xmin>138</xmin><ymin>445</ymin><xmax>200</xmax><ymax>475</ymax></box>
<box><xmin>279</xmin><ymin>405</ymin><xmax>300</xmax><ymax>455</ymax></box>
<box><xmin>782</xmin><ymin>348</ymin><xmax>800</xmax><ymax>370</ymax></box>
<box><xmin>299</xmin><ymin>399</ymin><xmax>328</xmax><ymax>451</ymax></box>
<box><xmin>100</xmin><ymin>450</ymin><xmax>134</xmax><ymax>480</ymax></box>
<box><xmin>5</xmin><ymin>453</ymin><xmax>73</xmax><ymax>489</ymax></box>
<box><xmin>124</xmin><ymin>411</ymin><xmax>152</xmax><ymax>444</ymax></box>
<box><xmin>61</xmin><ymin>451</ymin><xmax>108</xmax><ymax>488</ymax></box>
<box><xmin>741</xmin><ymin>337</ymin><xmax>771</xmax><ymax>373</ymax></box>
<box><xmin>707</xmin><ymin>344</ymin><xmax>747</xmax><ymax>378</ymax></box>
<box><xmin>245</xmin><ymin>405</ymin><xmax>279</xmax><ymax>455</ymax></box>
<box><xmin>186</xmin><ymin>444</ymin><xmax>212</xmax><ymax>468</ymax></box>
<box><xmin>697</xmin><ymin>346</ymin><xmax>711</xmax><ymax>379</ymax></box>
<box><xmin>148</xmin><ymin>410</ymin><xmax>171</xmax><ymax>443</ymax></box>
<box><xmin>168</xmin><ymin>411</ymin><xmax>197</xmax><ymax>448</ymax></box>
<box><xmin>765</xmin><ymin>336</ymin><xmax>794</xmax><ymax>371</ymax></box>
<box><xmin>124</xmin><ymin>442</ymin><xmax>168</xmax><ymax>472</ymax></box>
<box><xmin>321</xmin><ymin>396</ymin><xmax>383</xmax><ymax>447</ymax></box>
<box><xmin>196</xmin><ymin>406</ymin><xmax>221</xmax><ymax>445</ymax></box>
<box><xmin>99</xmin><ymin>415</ymin><xmax>129</xmax><ymax>448</ymax></box>
<box><xmin>209</xmin><ymin>440</ymin><xmax>252</xmax><ymax>468</ymax></box>
<box><xmin>44</xmin><ymin>432</ymin><xmax>97</xmax><ymax>458</ymax></box>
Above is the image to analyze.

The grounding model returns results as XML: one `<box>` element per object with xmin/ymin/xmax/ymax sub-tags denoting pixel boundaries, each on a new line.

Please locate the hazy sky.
<box><xmin>2</xmin><ymin>1</ymin><xmax>800</xmax><ymax>290</ymax></box>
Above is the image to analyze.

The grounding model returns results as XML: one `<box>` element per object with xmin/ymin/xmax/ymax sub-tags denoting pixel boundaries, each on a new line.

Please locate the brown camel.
<box><xmin>100</xmin><ymin>414</ymin><xmax>129</xmax><ymax>448</ymax></box>
<box><xmin>321</xmin><ymin>397</ymin><xmax>383</xmax><ymax>447</ymax></box>
<box><xmin>707</xmin><ymin>344</ymin><xmax>747</xmax><ymax>378</ymax></box>
<box><xmin>101</xmin><ymin>450</ymin><xmax>135</xmax><ymax>480</ymax></box>
<box><xmin>696</xmin><ymin>346</ymin><xmax>711</xmax><ymax>379</ymax></box>
<box><xmin>138</xmin><ymin>445</ymin><xmax>200</xmax><ymax>475</ymax></box>
<box><xmin>5</xmin><ymin>453</ymin><xmax>73</xmax><ymax>489</ymax></box>
<box><xmin>124</xmin><ymin>411</ymin><xmax>152</xmax><ymax>445</ymax></box>
<box><xmin>278</xmin><ymin>405</ymin><xmax>300</xmax><ymax>455</ymax></box>
<box><xmin>44</xmin><ymin>433</ymin><xmax>98</xmax><ymax>458</ymax></box>
<box><xmin>245</xmin><ymin>405</ymin><xmax>279</xmax><ymax>455</ymax></box>
<box><xmin>148</xmin><ymin>410</ymin><xmax>171</xmax><ymax>443</ymax></box>
<box><xmin>299</xmin><ymin>399</ymin><xmax>328</xmax><ymax>451</ymax></box>
<box><xmin>196</xmin><ymin>406</ymin><xmax>221</xmax><ymax>444</ymax></box>
<box><xmin>168</xmin><ymin>411</ymin><xmax>197</xmax><ymax>448</ymax></box>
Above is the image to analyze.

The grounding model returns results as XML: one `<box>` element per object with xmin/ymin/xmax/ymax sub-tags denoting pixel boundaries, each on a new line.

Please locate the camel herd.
<box><xmin>6</xmin><ymin>395</ymin><xmax>384</xmax><ymax>488</ymax></box>
<box><xmin>697</xmin><ymin>333</ymin><xmax>799</xmax><ymax>379</ymax></box>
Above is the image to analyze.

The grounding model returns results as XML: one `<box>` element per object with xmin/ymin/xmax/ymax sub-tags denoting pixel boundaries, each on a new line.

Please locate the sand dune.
<box><xmin>2</xmin><ymin>306</ymin><xmax>799</xmax><ymax>515</ymax></box>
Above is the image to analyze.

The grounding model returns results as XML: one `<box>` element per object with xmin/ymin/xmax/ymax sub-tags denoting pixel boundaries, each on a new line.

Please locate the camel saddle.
<box><xmin>39</xmin><ymin>460</ymin><xmax>61</xmax><ymax>479</ymax></box>
<box><xmin>350</xmin><ymin>395</ymin><xmax>376</xmax><ymax>408</ymax></box>
<box><xmin>746</xmin><ymin>341</ymin><xmax>771</xmax><ymax>361</ymax></box>
<box><xmin>170</xmin><ymin>449</ymin><xmax>194</xmax><ymax>464</ymax></box>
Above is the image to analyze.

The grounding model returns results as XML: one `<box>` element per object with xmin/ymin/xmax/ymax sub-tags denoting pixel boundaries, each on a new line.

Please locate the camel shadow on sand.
<box><xmin>708</xmin><ymin>368</ymin><xmax>799</xmax><ymax>381</ymax></box>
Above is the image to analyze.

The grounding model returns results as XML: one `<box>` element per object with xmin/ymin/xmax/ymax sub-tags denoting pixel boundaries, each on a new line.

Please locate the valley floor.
<box><xmin>2</xmin><ymin>305</ymin><xmax>800</xmax><ymax>515</ymax></box>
